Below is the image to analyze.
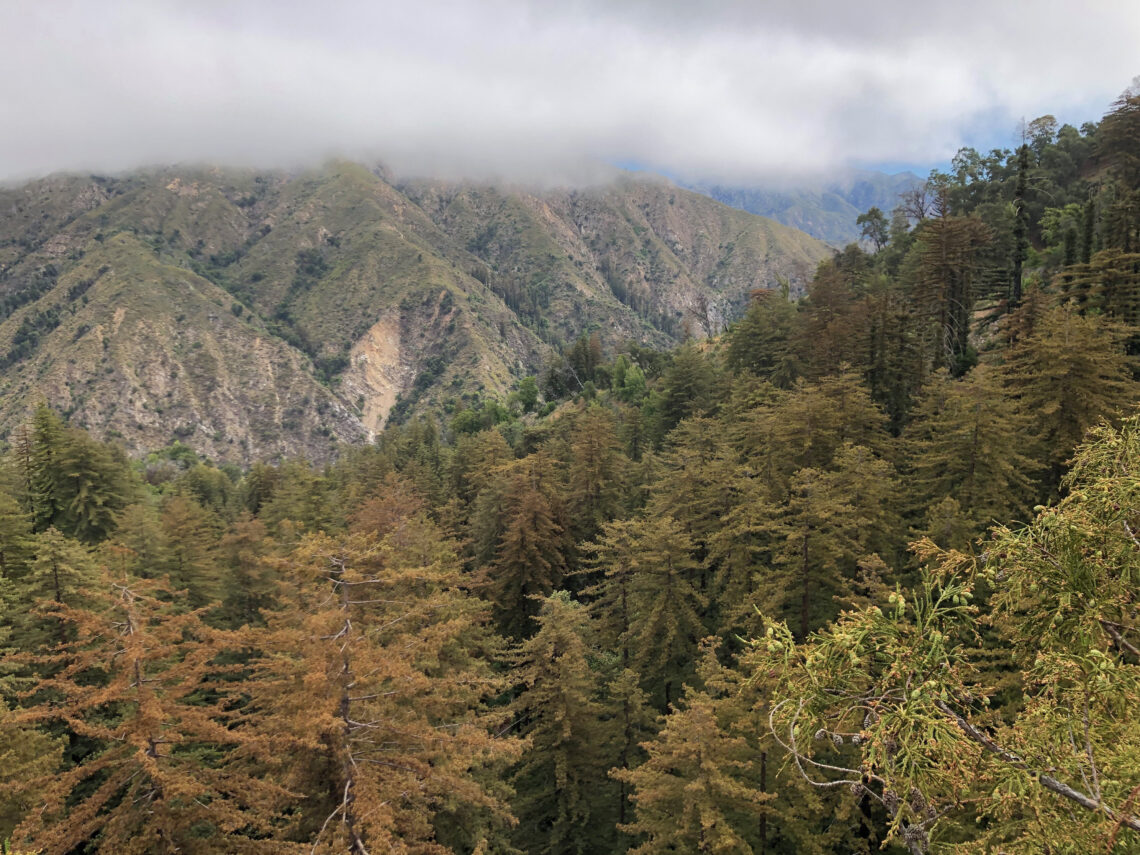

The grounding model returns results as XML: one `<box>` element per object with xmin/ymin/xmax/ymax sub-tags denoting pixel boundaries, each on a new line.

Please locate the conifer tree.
<box><xmin>0</xmin><ymin>492</ymin><xmax>33</xmax><ymax>580</ymax></box>
<box><xmin>617</xmin><ymin>683</ymin><xmax>766</xmax><ymax>854</ymax></box>
<box><xmin>448</xmin><ymin>429</ymin><xmax>514</xmax><ymax>510</ymax></box>
<box><xmin>646</xmin><ymin>417</ymin><xmax>741</xmax><ymax>567</ymax></box>
<box><xmin>903</xmin><ymin>366</ymin><xmax>1039</xmax><ymax>532</ymax></box>
<box><xmin>7</xmin><ymin>527</ymin><xmax>99</xmax><ymax>649</ymax></box>
<box><xmin>160</xmin><ymin>494</ymin><xmax>223</xmax><ymax>608</ymax></box>
<box><xmin>27</xmin><ymin>403</ymin><xmax>67</xmax><ymax>533</ymax></box>
<box><xmin>101</xmin><ymin>501</ymin><xmax>170</xmax><ymax>578</ymax></box>
<box><xmin>216</xmin><ymin>513</ymin><xmax>276</xmax><ymax>628</ymax></box>
<box><xmin>565</xmin><ymin>404</ymin><xmax>627</xmax><ymax>545</ymax></box>
<box><xmin>602</xmin><ymin>667</ymin><xmax>658</xmax><ymax>841</ymax></box>
<box><xmin>0</xmin><ymin>707</ymin><xmax>64</xmax><ymax>843</ymax></box>
<box><xmin>907</xmin><ymin>204</ymin><xmax>991</xmax><ymax>374</ymax></box>
<box><xmin>703</xmin><ymin>471</ymin><xmax>779</xmax><ymax>639</ymax></box>
<box><xmin>475</xmin><ymin>453</ymin><xmax>573</xmax><ymax>637</ymax></box>
<box><xmin>756</xmin><ymin>417</ymin><xmax>1140</xmax><ymax>852</ymax></box>
<box><xmin>250</xmin><ymin>521</ymin><xmax>517</xmax><ymax>854</ymax></box>
<box><xmin>726</xmin><ymin>292</ymin><xmax>800</xmax><ymax>385</ymax></box>
<box><xmin>14</xmin><ymin>405</ymin><xmax>133</xmax><ymax>543</ymax></box>
<box><xmin>733</xmin><ymin>369</ymin><xmax>889</xmax><ymax>491</ymax></box>
<box><xmin>256</xmin><ymin>461</ymin><xmax>339</xmax><ymax>541</ymax></box>
<box><xmin>621</xmin><ymin>515</ymin><xmax>706</xmax><ymax>708</ymax></box>
<box><xmin>7</xmin><ymin>571</ymin><xmax>290</xmax><ymax>854</ymax></box>
<box><xmin>1000</xmin><ymin>301</ymin><xmax>1134</xmax><ymax>487</ymax></box>
<box><xmin>758</xmin><ymin>445</ymin><xmax>896</xmax><ymax>640</ymax></box>
<box><xmin>659</xmin><ymin>343</ymin><xmax>718</xmax><ymax>433</ymax></box>
<box><xmin>509</xmin><ymin>592</ymin><xmax>613</xmax><ymax>855</ymax></box>
<box><xmin>581</xmin><ymin>517</ymin><xmax>642</xmax><ymax>666</ymax></box>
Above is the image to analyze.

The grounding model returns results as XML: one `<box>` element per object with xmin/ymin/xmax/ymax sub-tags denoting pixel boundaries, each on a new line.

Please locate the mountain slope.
<box><xmin>0</xmin><ymin>165</ymin><xmax>830</xmax><ymax>461</ymax></box>
<box><xmin>686</xmin><ymin>169</ymin><xmax>922</xmax><ymax>246</ymax></box>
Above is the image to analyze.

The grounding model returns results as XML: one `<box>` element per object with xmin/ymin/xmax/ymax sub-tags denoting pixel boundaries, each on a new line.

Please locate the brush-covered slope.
<box><xmin>0</xmin><ymin>164</ymin><xmax>830</xmax><ymax>462</ymax></box>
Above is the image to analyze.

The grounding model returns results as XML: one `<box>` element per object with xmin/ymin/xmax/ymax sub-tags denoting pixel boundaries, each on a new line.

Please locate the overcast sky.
<box><xmin>2</xmin><ymin>0</ymin><xmax>1138</xmax><ymax>186</ymax></box>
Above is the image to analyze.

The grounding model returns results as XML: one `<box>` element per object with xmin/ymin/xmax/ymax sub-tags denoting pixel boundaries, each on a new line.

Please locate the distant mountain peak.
<box><xmin>680</xmin><ymin>169</ymin><xmax>922</xmax><ymax>247</ymax></box>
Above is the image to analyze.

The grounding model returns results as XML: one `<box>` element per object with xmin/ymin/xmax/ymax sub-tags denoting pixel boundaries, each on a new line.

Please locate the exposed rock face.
<box><xmin>0</xmin><ymin>163</ymin><xmax>830</xmax><ymax>462</ymax></box>
<box><xmin>342</xmin><ymin>314</ymin><xmax>412</xmax><ymax>438</ymax></box>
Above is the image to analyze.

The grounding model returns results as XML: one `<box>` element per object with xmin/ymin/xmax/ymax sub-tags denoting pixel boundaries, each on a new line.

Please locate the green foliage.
<box><xmin>3</xmin><ymin>87</ymin><xmax>1140</xmax><ymax>853</ymax></box>
<box><xmin>509</xmin><ymin>592</ymin><xmax>615</xmax><ymax>854</ymax></box>
<box><xmin>757</xmin><ymin>417</ymin><xmax>1140</xmax><ymax>853</ymax></box>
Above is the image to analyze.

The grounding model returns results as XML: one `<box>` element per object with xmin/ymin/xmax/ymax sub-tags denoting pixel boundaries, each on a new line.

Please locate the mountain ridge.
<box><xmin>0</xmin><ymin>163</ymin><xmax>830</xmax><ymax>462</ymax></box>
<box><xmin>683</xmin><ymin>168</ymin><xmax>922</xmax><ymax>246</ymax></box>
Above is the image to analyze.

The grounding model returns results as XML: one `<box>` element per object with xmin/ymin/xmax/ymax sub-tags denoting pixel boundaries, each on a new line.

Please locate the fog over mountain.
<box><xmin>684</xmin><ymin>169</ymin><xmax>923</xmax><ymax>246</ymax></box>
<box><xmin>2</xmin><ymin>0</ymin><xmax>1138</xmax><ymax>185</ymax></box>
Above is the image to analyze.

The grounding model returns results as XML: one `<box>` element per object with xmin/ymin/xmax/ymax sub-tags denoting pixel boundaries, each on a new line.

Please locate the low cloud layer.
<box><xmin>2</xmin><ymin>0</ymin><xmax>1138</xmax><ymax>185</ymax></box>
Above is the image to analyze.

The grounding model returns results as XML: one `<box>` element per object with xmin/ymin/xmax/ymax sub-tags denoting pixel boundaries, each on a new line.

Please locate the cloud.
<box><xmin>1</xmin><ymin>0</ymin><xmax>1138</xmax><ymax>184</ymax></box>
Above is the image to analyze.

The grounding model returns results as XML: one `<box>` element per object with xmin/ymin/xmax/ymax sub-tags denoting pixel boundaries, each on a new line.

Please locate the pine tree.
<box><xmin>907</xmin><ymin>204</ymin><xmax>992</xmax><ymax>374</ymax></box>
<box><xmin>1011</xmin><ymin>143</ymin><xmax>1030</xmax><ymax>308</ymax></box>
<box><xmin>27</xmin><ymin>403</ymin><xmax>67</xmax><ymax>533</ymax></box>
<box><xmin>249</xmin><ymin>521</ymin><xmax>517</xmax><ymax>854</ymax></box>
<box><xmin>0</xmin><ymin>492</ymin><xmax>33</xmax><ymax>580</ymax></box>
<box><xmin>903</xmin><ymin>366</ymin><xmax>1039</xmax><ymax>533</ymax></box>
<box><xmin>14</xmin><ymin>405</ymin><xmax>133</xmax><ymax>543</ymax></box>
<box><xmin>726</xmin><ymin>293</ymin><xmax>800</xmax><ymax>385</ymax></box>
<box><xmin>509</xmin><ymin>592</ymin><xmax>613</xmax><ymax>855</ymax></box>
<box><xmin>733</xmin><ymin>369</ymin><xmax>889</xmax><ymax>491</ymax></box>
<box><xmin>758</xmin><ymin>417</ymin><xmax>1140</xmax><ymax>852</ymax></box>
<box><xmin>101</xmin><ymin>501</ymin><xmax>170</xmax><ymax>578</ymax></box>
<box><xmin>476</xmin><ymin>454</ymin><xmax>573</xmax><ymax>638</ymax></box>
<box><xmin>216</xmin><ymin>513</ymin><xmax>276</xmax><ymax>628</ymax></box>
<box><xmin>646</xmin><ymin>417</ymin><xmax>741</xmax><ymax>569</ymax></box>
<box><xmin>622</xmin><ymin>515</ymin><xmax>706</xmax><ymax>708</ymax></box>
<box><xmin>617</xmin><ymin>687</ymin><xmax>766</xmax><ymax>854</ymax></box>
<box><xmin>659</xmin><ymin>343</ymin><xmax>718</xmax><ymax>433</ymax></box>
<box><xmin>7</xmin><ymin>571</ymin><xmax>290</xmax><ymax>854</ymax></box>
<box><xmin>581</xmin><ymin>517</ymin><xmax>642</xmax><ymax>666</ymax></box>
<box><xmin>1000</xmin><ymin>301</ymin><xmax>1135</xmax><ymax>488</ymax></box>
<box><xmin>602</xmin><ymin>667</ymin><xmax>658</xmax><ymax>843</ymax></box>
<box><xmin>565</xmin><ymin>404</ymin><xmax>627</xmax><ymax>545</ymax></box>
<box><xmin>758</xmin><ymin>445</ymin><xmax>897</xmax><ymax>640</ymax></box>
<box><xmin>0</xmin><ymin>707</ymin><xmax>64</xmax><ymax>843</ymax></box>
<box><xmin>7</xmin><ymin>527</ymin><xmax>99</xmax><ymax>649</ymax></box>
<box><xmin>160</xmin><ymin>494</ymin><xmax>223</xmax><ymax>608</ymax></box>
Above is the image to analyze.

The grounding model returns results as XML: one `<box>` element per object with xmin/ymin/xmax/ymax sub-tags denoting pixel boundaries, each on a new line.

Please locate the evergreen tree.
<box><xmin>602</xmin><ymin>666</ymin><xmax>658</xmax><ymax>843</ymax></box>
<box><xmin>726</xmin><ymin>293</ymin><xmax>800</xmax><ymax>385</ymax></box>
<box><xmin>733</xmin><ymin>369</ymin><xmax>889</xmax><ymax>493</ymax></box>
<box><xmin>27</xmin><ymin>403</ymin><xmax>68</xmax><ymax>533</ymax></box>
<box><xmin>758</xmin><ymin>417</ymin><xmax>1140</xmax><ymax>852</ymax></box>
<box><xmin>509</xmin><ymin>592</ymin><xmax>614</xmax><ymax>855</ymax></box>
<box><xmin>476</xmin><ymin>454</ymin><xmax>573</xmax><ymax>638</ymax></box>
<box><xmin>8</xmin><ymin>527</ymin><xmax>99</xmax><ymax>649</ymax></box>
<box><xmin>907</xmin><ymin>203</ymin><xmax>992</xmax><ymax>373</ymax></box>
<box><xmin>216</xmin><ymin>513</ymin><xmax>276</xmax><ymax>628</ymax></box>
<box><xmin>160</xmin><ymin>494</ymin><xmax>223</xmax><ymax>608</ymax></box>
<box><xmin>659</xmin><ymin>343</ymin><xmax>718</xmax><ymax>434</ymax></box>
<box><xmin>565</xmin><ymin>404</ymin><xmax>627</xmax><ymax>546</ymax></box>
<box><xmin>758</xmin><ymin>445</ymin><xmax>896</xmax><ymax>640</ymax></box>
<box><xmin>7</xmin><ymin>571</ymin><xmax>290</xmax><ymax>854</ymax></box>
<box><xmin>618</xmin><ymin>687</ymin><xmax>766</xmax><ymax>853</ymax></box>
<box><xmin>0</xmin><ymin>492</ymin><xmax>33</xmax><ymax>580</ymax></box>
<box><xmin>622</xmin><ymin>515</ymin><xmax>706</xmax><ymax>708</ymax></box>
<box><xmin>102</xmin><ymin>501</ymin><xmax>170</xmax><ymax>578</ymax></box>
<box><xmin>903</xmin><ymin>366</ymin><xmax>1039</xmax><ymax>533</ymax></box>
<box><xmin>250</xmin><ymin>523</ymin><xmax>516</xmax><ymax>854</ymax></box>
<box><xmin>1000</xmin><ymin>301</ymin><xmax>1134</xmax><ymax>488</ymax></box>
<box><xmin>0</xmin><ymin>707</ymin><xmax>64</xmax><ymax>844</ymax></box>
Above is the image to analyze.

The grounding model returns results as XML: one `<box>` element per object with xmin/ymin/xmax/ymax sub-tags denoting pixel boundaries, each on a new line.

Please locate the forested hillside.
<box><xmin>1</xmin><ymin>88</ymin><xmax>1140</xmax><ymax>854</ymax></box>
<box><xmin>0</xmin><ymin>167</ymin><xmax>826</xmax><ymax>463</ymax></box>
